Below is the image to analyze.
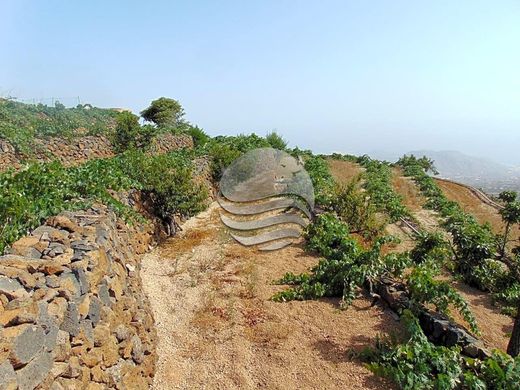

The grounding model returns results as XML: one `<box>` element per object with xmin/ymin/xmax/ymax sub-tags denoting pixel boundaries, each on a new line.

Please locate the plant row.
<box><xmin>396</xmin><ymin>155</ymin><xmax>520</xmax><ymax>314</ymax></box>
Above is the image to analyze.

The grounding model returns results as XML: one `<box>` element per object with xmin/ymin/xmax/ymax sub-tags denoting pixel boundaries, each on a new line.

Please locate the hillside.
<box><xmin>407</xmin><ymin>150</ymin><xmax>520</xmax><ymax>194</ymax></box>
<box><xmin>0</xmin><ymin>99</ymin><xmax>118</xmax><ymax>153</ymax></box>
<box><xmin>1</xmin><ymin>99</ymin><xmax>520</xmax><ymax>389</ymax></box>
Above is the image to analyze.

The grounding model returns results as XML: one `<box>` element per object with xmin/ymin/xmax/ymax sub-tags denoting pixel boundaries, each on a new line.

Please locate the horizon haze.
<box><xmin>1</xmin><ymin>1</ymin><xmax>519</xmax><ymax>164</ymax></box>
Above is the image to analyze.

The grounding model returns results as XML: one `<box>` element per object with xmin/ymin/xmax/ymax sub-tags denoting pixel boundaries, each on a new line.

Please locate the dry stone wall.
<box><xmin>0</xmin><ymin>133</ymin><xmax>194</xmax><ymax>172</ymax></box>
<box><xmin>0</xmin><ymin>204</ymin><xmax>158</xmax><ymax>389</ymax></box>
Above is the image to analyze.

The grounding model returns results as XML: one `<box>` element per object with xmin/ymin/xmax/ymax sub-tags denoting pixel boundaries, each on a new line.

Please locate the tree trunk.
<box><xmin>507</xmin><ymin>301</ymin><xmax>520</xmax><ymax>357</ymax></box>
<box><xmin>500</xmin><ymin>222</ymin><xmax>511</xmax><ymax>259</ymax></box>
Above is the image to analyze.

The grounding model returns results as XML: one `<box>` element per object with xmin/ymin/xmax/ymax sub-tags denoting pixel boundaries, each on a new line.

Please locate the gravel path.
<box><xmin>141</xmin><ymin>202</ymin><xmax>398</xmax><ymax>389</ymax></box>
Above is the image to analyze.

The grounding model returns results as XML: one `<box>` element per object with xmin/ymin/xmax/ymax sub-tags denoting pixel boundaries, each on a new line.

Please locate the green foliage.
<box><xmin>0</xmin><ymin>99</ymin><xmax>117</xmax><ymax>153</ymax></box>
<box><xmin>330</xmin><ymin>179</ymin><xmax>385</xmax><ymax>240</ymax></box>
<box><xmin>410</xmin><ymin>232</ymin><xmax>449</xmax><ymax>265</ymax></box>
<box><xmin>407</xmin><ymin>264</ymin><xmax>478</xmax><ymax>334</ymax></box>
<box><xmin>186</xmin><ymin>125</ymin><xmax>210</xmax><ymax>147</ymax></box>
<box><xmin>265</xmin><ymin>131</ymin><xmax>288</xmax><ymax>150</ymax></box>
<box><xmin>357</xmin><ymin>157</ymin><xmax>410</xmax><ymax>222</ymax></box>
<box><xmin>198</xmin><ymin>134</ymin><xmax>271</xmax><ymax>180</ymax></box>
<box><xmin>0</xmin><ymin>150</ymin><xmax>207</xmax><ymax>253</ymax></box>
<box><xmin>364</xmin><ymin>310</ymin><xmax>464</xmax><ymax>390</ymax></box>
<box><xmin>274</xmin><ymin>210</ymin><xmax>476</xmax><ymax>331</ymax></box>
<box><xmin>498</xmin><ymin>191</ymin><xmax>518</xmax><ymax>204</ymax></box>
<box><xmin>272</xmin><ymin>213</ymin><xmax>409</xmax><ymax>307</ymax></box>
<box><xmin>140</xmin><ymin>97</ymin><xmax>185</xmax><ymax>128</ymax></box>
<box><xmin>303</xmin><ymin>155</ymin><xmax>335</xmax><ymax>207</ymax></box>
<box><xmin>397</xmin><ymin>154</ymin><xmax>439</xmax><ymax>175</ymax></box>
<box><xmin>122</xmin><ymin>151</ymin><xmax>208</xmax><ymax>219</ymax></box>
<box><xmin>113</xmin><ymin>111</ymin><xmax>156</xmax><ymax>152</ymax></box>
<box><xmin>364</xmin><ymin>310</ymin><xmax>520</xmax><ymax>390</ymax></box>
<box><xmin>397</xmin><ymin>155</ymin><xmax>504</xmax><ymax>292</ymax></box>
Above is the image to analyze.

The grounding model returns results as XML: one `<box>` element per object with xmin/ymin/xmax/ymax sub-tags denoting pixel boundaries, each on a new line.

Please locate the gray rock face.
<box><xmin>16</xmin><ymin>351</ymin><xmax>53</xmax><ymax>390</ymax></box>
<box><xmin>97</xmin><ymin>282</ymin><xmax>111</xmax><ymax>307</ymax></box>
<box><xmin>131</xmin><ymin>335</ymin><xmax>144</xmax><ymax>364</ymax></box>
<box><xmin>60</xmin><ymin>303</ymin><xmax>80</xmax><ymax>337</ymax></box>
<box><xmin>11</xmin><ymin>325</ymin><xmax>45</xmax><ymax>367</ymax></box>
<box><xmin>0</xmin><ymin>276</ymin><xmax>27</xmax><ymax>299</ymax></box>
<box><xmin>88</xmin><ymin>296</ymin><xmax>102</xmax><ymax>325</ymax></box>
<box><xmin>71</xmin><ymin>240</ymin><xmax>96</xmax><ymax>252</ymax></box>
<box><xmin>73</xmin><ymin>269</ymin><xmax>88</xmax><ymax>295</ymax></box>
<box><xmin>0</xmin><ymin>362</ymin><xmax>16</xmax><ymax>389</ymax></box>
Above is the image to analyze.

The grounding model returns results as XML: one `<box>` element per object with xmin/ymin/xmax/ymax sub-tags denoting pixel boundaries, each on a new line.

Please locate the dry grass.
<box><xmin>391</xmin><ymin>167</ymin><xmax>426</xmax><ymax>212</ymax></box>
<box><xmin>327</xmin><ymin>158</ymin><xmax>364</xmax><ymax>184</ymax></box>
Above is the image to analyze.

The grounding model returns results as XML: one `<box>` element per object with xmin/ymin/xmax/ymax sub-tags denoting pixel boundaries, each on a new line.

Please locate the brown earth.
<box><xmin>327</xmin><ymin>159</ymin><xmax>364</xmax><ymax>184</ymax></box>
<box><xmin>391</xmin><ymin>168</ymin><xmax>425</xmax><ymax>213</ymax></box>
<box><xmin>141</xmin><ymin>203</ymin><xmax>400</xmax><ymax>389</ymax></box>
<box><xmin>441</xmin><ymin>276</ymin><xmax>514</xmax><ymax>352</ymax></box>
<box><xmin>435</xmin><ymin>179</ymin><xmax>520</xmax><ymax>242</ymax></box>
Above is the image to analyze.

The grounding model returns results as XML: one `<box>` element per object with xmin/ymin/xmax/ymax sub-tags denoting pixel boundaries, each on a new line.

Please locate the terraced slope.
<box><xmin>328</xmin><ymin>158</ymin><xmax>514</xmax><ymax>353</ymax></box>
<box><xmin>435</xmin><ymin>178</ymin><xmax>520</xmax><ymax>241</ymax></box>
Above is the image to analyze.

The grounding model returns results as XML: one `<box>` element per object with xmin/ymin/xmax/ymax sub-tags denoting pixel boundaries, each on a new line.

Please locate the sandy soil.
<box><xmin>435</xmin><ymin>179</ymin><xmax>520</xmax><ymax>242</ymax></box>
<box><xmin>442</xmin><ymin>277</ymin><xmax>514</xmax><ymax>351</ymax></box>
<box><xmin>141</xmin><ymin>203</ymin><xmax>399</xmax><ymax>389</ymax></box>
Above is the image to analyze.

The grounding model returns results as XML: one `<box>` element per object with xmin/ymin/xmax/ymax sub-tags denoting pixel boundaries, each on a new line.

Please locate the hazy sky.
<box><xmin>1</xmin><ymin>1</ymin><xmax>519</xmax><ymax>164</ymax></box>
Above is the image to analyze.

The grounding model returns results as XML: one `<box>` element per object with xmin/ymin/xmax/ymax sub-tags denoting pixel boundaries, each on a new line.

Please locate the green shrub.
<box><xmin>331</xmin><ymin>178</ymin><xmax>385</xmax><ymax>240</ymax></box>
<box><xmin>140</xmin><ymin>97</ymin><xmax>185</xmax><ymax>128</ymax></box>
<box><xmin>358</xmin><ymin>157</ymin><xmax>409</xmax><ymax>222</ymax></box>
<box><xmin>0</xmin><ymin>99</ymin><xmax>117</xmax><ymax>153</ymax></box>
<box><xmin>113</xmin><ymin>111</ymin><xmax>155</xmax><ymax>151</ymax></box>
<box><xmin>0</xmin><ymin>150</ymin><xmax>207</xmax><ymax>253</ymax></box>
<box><xmin>265</xmin><ymin>131</ymin><xmax>288</xmax><ymax>150</ymax></box>
<box><xmin>303</xmin><ymin>155</ymin><xmax>335</xmax><ymax>207</ymax></box>
<box><xmin>364</xmin><ymin>310</ymin><xmax>520</xmax><ymax>390</ymax></box>
<box><xmin>186</xmin><ymin>125</ymin><xmax>210</xmax><ymax>147</ymax></box>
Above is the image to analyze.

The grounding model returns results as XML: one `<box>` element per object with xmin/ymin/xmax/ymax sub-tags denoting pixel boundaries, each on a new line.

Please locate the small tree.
<box><xmin>499</xmin><ymin>191</ymin><xmax>520</xmax><ymax>357</ymax></box>
<box><xmin>140</xmin><ymin>97</ymin><xmax>185</xmax><ymax>128</ymax></box>
<box><xmin>114</xmin><ymin>111</ymin><xmax>142</xmax><ymax>151</ymax></box>
<box><xmin>498</xmin><ymin>191</ymin><xmax>520</xmax><ymax>259</ymax></box>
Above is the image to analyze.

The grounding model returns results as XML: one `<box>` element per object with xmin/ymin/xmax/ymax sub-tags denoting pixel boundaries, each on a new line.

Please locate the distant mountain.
<box><xmin>405</xmin><ymin>150</ymin><xmax>520</xmax><ymax>194</ymax></box>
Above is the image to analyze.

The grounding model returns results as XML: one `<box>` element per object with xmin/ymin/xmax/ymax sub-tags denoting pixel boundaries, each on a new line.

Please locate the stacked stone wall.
<box><xmin>0</xmin><ymin>133</ymin><xmax>194</xmax><ymax>172</ymax></box>
<box><xmin>0</xmin><ymin>205</ymin><xmax>157</xmax><ymax>389</ymax></box>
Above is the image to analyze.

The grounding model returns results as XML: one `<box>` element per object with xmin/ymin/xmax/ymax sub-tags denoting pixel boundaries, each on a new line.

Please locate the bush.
<box><xmin>0</xmin><ymin>150</ymin><xmax>208</xmax><ymax>253</ymax></box>
<box><xmin>113</xmin><ymin>111</ymin><xmax>150</xmax><ymax>151</ymax></box>
<box><xmin>331</xmin><ymin>178</ymin><xmax>385</xmax><ymax>240</ymax></box>
<box><xmin>187</xmin><ymin>125</ymin><xmax>210</xmax><ymax>147</ymax></box>
<box><xmin>265</xmin><ymin>131</ymin><xmax>288</xmax><ymax>150</ymax></box>
<box><xmin>364</xmin><ymin>310</ymin><xmax>520</xmax><ymax>390</ymax></box>
<box><xmin>358</xmin><ymin>157</ymin><xmax>409</xmax><ymax>222</ymax></box>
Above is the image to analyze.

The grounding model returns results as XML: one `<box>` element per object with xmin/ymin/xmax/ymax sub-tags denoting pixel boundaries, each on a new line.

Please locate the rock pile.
<box><xmin>0</xmin><ymin>205</ymin><xmax>157</xmax><ymax>389</ymax></box>
<box><xmin>375</xmin><ymin>277</ymin><xmax>490</xmax><ymax>359</ymax></box>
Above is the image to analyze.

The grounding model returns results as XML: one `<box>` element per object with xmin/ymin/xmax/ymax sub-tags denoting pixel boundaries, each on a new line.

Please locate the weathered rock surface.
<box><xmin>374</xmin><ymin>277</ymin><xmax>491</xmax><ymax>358</ymax></box>
<box><xmin>0</xmin><ymin>205</ymin><xmax>158</xmax><ymax>388</ymax></box>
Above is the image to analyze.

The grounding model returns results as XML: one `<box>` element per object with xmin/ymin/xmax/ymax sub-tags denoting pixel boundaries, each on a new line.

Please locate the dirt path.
<box><xmin>141</xmin><ymin>203</ymin><xmax>399</xmax><ymax>389</ymax></box>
